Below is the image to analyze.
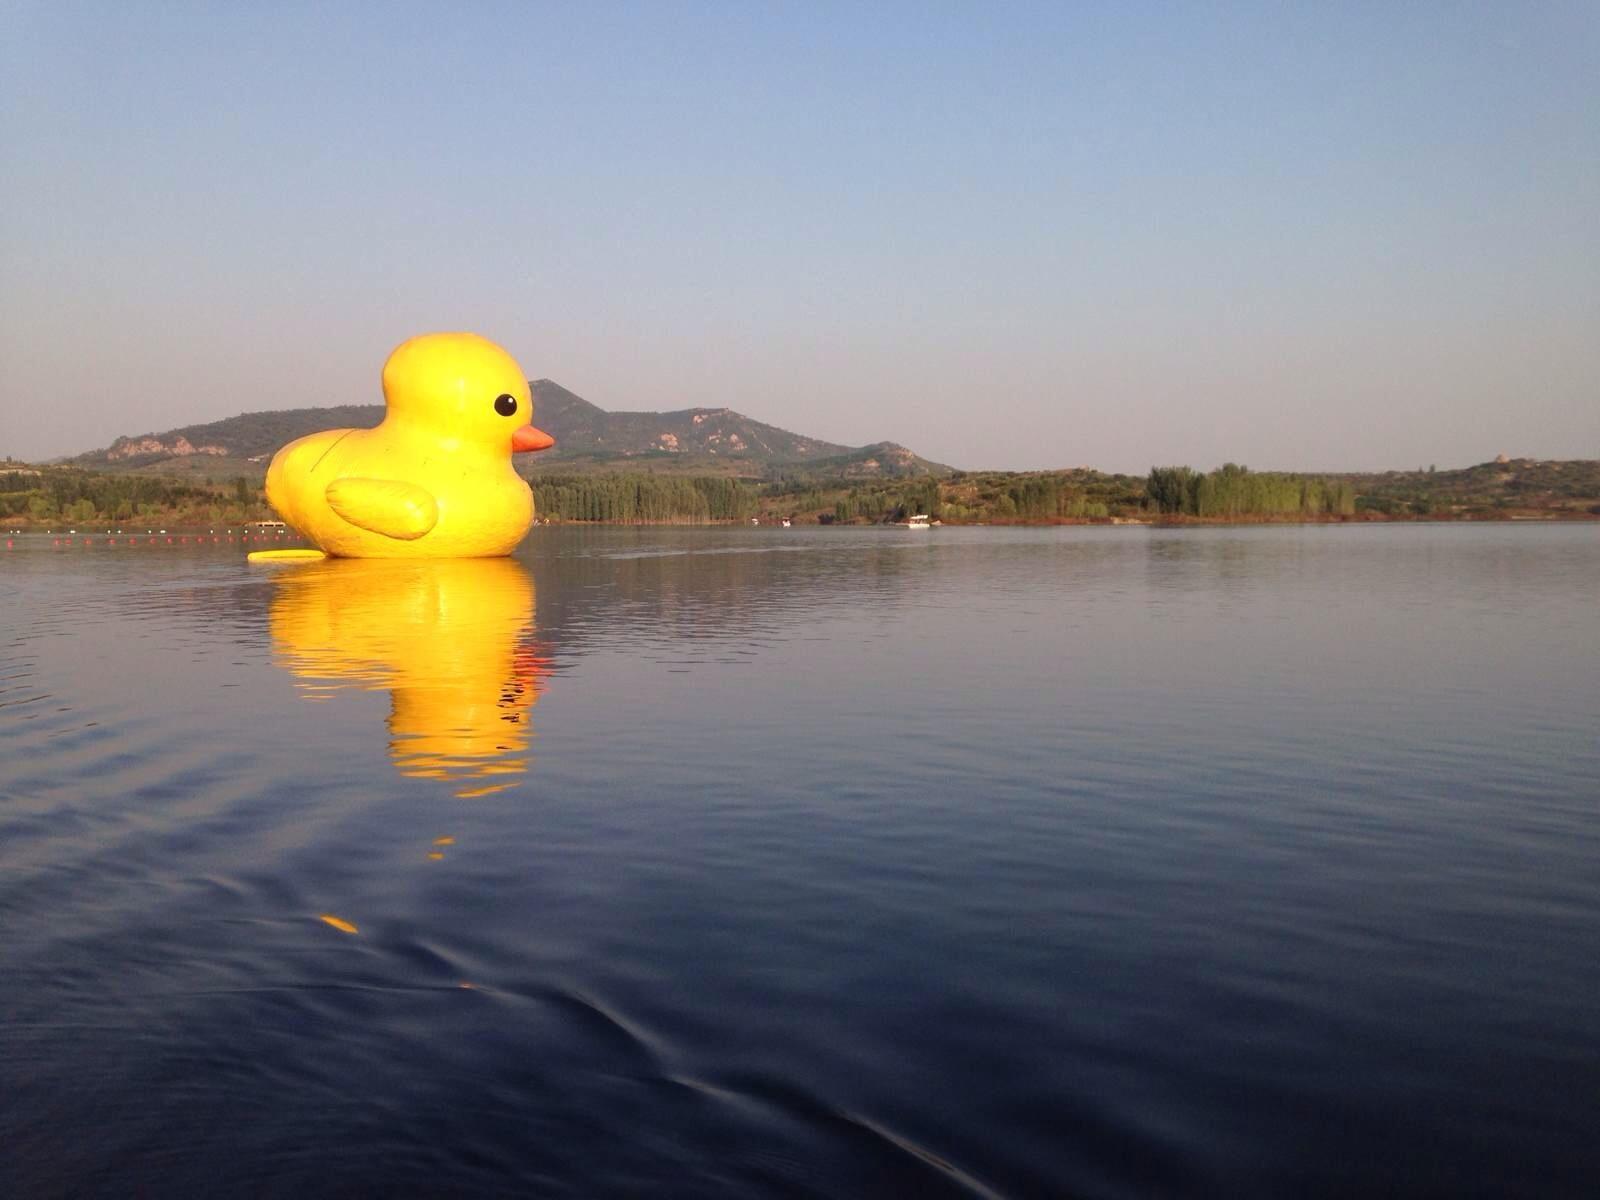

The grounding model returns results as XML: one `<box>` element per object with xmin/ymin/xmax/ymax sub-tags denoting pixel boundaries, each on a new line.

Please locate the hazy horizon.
<box><xmin>2</xmin><ymin>3</ymin><xmax>1596</xmax><ymax>473</ymax></box>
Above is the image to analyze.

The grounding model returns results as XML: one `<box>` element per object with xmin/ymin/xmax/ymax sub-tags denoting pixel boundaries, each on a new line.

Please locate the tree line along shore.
<box><xmin>3</xmin><ymin>459</ymin><xmax>1597</xmax><ymax>530</ymax></box>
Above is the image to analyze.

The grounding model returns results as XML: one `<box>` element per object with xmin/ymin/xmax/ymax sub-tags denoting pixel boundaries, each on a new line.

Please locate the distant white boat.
<box><xmin>905</xmin><ymin>514</ymin><xmax>931</xmax><ymax>530</ymax></box>
<box><xmin>781</xmin><ymin>518</ymin><xmax>792</xmax><ymax>528</ymax></box>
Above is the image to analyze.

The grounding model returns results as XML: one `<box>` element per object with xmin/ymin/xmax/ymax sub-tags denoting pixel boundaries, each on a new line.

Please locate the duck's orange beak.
<box><xmin>512</xmin><ymin>426</ymin><xmax>555</xmax><ymax>453</ymax></box>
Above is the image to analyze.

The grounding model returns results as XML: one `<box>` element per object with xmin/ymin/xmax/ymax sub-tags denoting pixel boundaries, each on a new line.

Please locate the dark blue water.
<box><xmin>3</xmin><ymin>524</ymin><xmax>1598</xmax><ymax>1197</ymax></box>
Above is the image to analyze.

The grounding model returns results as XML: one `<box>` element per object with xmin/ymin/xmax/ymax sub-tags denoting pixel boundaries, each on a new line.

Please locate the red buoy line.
<box><xmin>18</xmin><ymin>529</ymin><xmax>302</xmax><ymax>551</ymax></box>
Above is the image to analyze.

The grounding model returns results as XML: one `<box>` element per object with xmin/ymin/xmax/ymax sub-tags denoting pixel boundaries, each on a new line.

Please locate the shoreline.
<box><xmin>7</xmin><ymin>512</ymin><xmax>1598</xmax><ymax>537</ymax></box>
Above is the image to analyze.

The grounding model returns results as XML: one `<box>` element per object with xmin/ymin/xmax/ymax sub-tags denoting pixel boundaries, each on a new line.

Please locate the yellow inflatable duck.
<box><xmin>268</xmin><ymin>557</ymin><xmax>548</xmax><ymax>797</ymax></box>
<box><xmin>264</xmin><ymin>332</ymin><xmax>554</xmax><ymax>558</ymax></box>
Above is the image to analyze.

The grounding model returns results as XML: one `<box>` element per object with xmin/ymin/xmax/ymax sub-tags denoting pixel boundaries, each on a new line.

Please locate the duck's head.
<box><xmin>380</xmin><ymin>332</ymin><xmax>555</xmax><ymax>455</ymax></box>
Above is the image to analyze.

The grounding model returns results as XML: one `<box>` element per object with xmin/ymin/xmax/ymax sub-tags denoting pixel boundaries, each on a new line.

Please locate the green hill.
<box><xmin>1333</xmin><ymin>457</ymin><xmax>1600</xmax><ymax>517</ymax></box>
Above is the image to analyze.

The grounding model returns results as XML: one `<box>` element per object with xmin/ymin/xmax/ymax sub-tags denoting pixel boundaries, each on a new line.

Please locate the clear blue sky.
<box><xmin>2</xmin><ymin>1</ymin><xmax>1595</xmax><ymax>471</ymax></box>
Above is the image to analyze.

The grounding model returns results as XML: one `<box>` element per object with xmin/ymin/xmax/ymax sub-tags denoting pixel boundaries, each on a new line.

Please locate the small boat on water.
<box><xmin>904</xmin><ymin>514</ymin><xmax>931</xmax><ymax>530</ymax></box>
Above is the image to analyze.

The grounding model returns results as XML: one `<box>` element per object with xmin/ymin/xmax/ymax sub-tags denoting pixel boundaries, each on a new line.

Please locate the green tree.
<box><xmin>1146</xmin><ymin>466</ymin><xmax>1198</xmax><ymax>514</ymax></box>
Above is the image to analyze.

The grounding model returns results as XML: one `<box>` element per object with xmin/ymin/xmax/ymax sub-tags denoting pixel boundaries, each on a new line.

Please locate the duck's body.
<box><xmin>267</xmin><ymin>419</ymin><xmax>535</xmax><ymax>559</ymax></box>
<box><xmin>265</xmin><ymin>333</ymin><xmax>553</xmax><ymax>559</ymax></box>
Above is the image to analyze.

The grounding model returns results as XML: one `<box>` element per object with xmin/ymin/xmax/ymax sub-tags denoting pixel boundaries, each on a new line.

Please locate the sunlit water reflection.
<box><xmin>267</xmin><ymin>557</ymin><xmax>548</xmax><ymax>797</ymax></box>
<box><xmin>3</xmin><ymin>524</ymin><xmax>1598</xmax><ymax>1196</ymax></box>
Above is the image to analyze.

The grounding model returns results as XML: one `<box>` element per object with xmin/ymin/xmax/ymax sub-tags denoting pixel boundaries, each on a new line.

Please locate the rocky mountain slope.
<box><xmin>76</xmin><ymin>381</ymin><xmax>949</xmax><ymax>479</ymax></box>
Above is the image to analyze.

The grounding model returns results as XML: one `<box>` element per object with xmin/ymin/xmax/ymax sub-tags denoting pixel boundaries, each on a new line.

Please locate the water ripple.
<box><xmin>3</xmin><ymin>525</ymin><xmax>1599</xmax><ymax>1195</ymax></box>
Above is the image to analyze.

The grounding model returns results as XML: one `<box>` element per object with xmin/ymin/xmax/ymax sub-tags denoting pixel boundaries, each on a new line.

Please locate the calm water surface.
<box><xmin>3</xmin><ymin>524</ymin><xmax>1598</xmax><ymax>1197</ymax></box>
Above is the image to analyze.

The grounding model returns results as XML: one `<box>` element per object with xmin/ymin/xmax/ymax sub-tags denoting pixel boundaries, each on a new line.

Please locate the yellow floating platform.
<box><xmin>247</xmin><ymin>548</ymin><xmax>328</xmax><ymax>563</ymax></box>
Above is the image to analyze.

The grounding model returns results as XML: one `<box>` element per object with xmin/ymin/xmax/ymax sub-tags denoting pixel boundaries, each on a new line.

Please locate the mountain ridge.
<box><xmin>75</xmin><ymin>380</ymin><xmax>950</xmax><ymax>480</ymax></box>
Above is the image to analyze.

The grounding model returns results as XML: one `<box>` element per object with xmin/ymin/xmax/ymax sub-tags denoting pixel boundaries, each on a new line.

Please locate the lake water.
<box><xmin>3</xmin><ymin>523</ymin><xmax>1598</xmax><ymax>1197</ymax></box>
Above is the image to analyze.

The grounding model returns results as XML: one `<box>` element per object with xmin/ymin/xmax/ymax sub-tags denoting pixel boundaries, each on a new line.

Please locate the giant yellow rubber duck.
<box><xmin>268</xmin><ymin>557</ymin><xmax>548</xmax><ymax>797</ymax></box>
<box><xmin>264</xmin><ymin>332</ymin><xmax>554</xmax><ymax>558</ymax></box>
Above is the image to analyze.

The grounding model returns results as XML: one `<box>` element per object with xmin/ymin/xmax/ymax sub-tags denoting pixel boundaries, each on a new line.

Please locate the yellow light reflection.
<box><xmin>268</xmin><ymin>558</ymin><xmax>548</xmax><ymax>797</ymax></box>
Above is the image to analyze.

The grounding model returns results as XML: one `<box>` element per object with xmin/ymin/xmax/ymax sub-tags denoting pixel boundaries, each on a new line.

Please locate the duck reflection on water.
<box><xmin>267</xmin><ymin>557</ymin><xmax>548</xmax><ymax>797</ymax></box>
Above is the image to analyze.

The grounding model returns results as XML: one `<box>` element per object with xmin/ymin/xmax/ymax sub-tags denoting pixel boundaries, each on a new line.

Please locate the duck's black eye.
<box><xmin>494</xmin><ymin>394</ymin><xmax>518</xmax><ymax>417</ymax></box>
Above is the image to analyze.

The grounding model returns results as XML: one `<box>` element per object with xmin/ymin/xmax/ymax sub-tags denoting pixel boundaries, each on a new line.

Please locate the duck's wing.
<box><xmin>324</xmin><ymin>478</ymin><xmax>439</xmax><ymax>541</ymax></box>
